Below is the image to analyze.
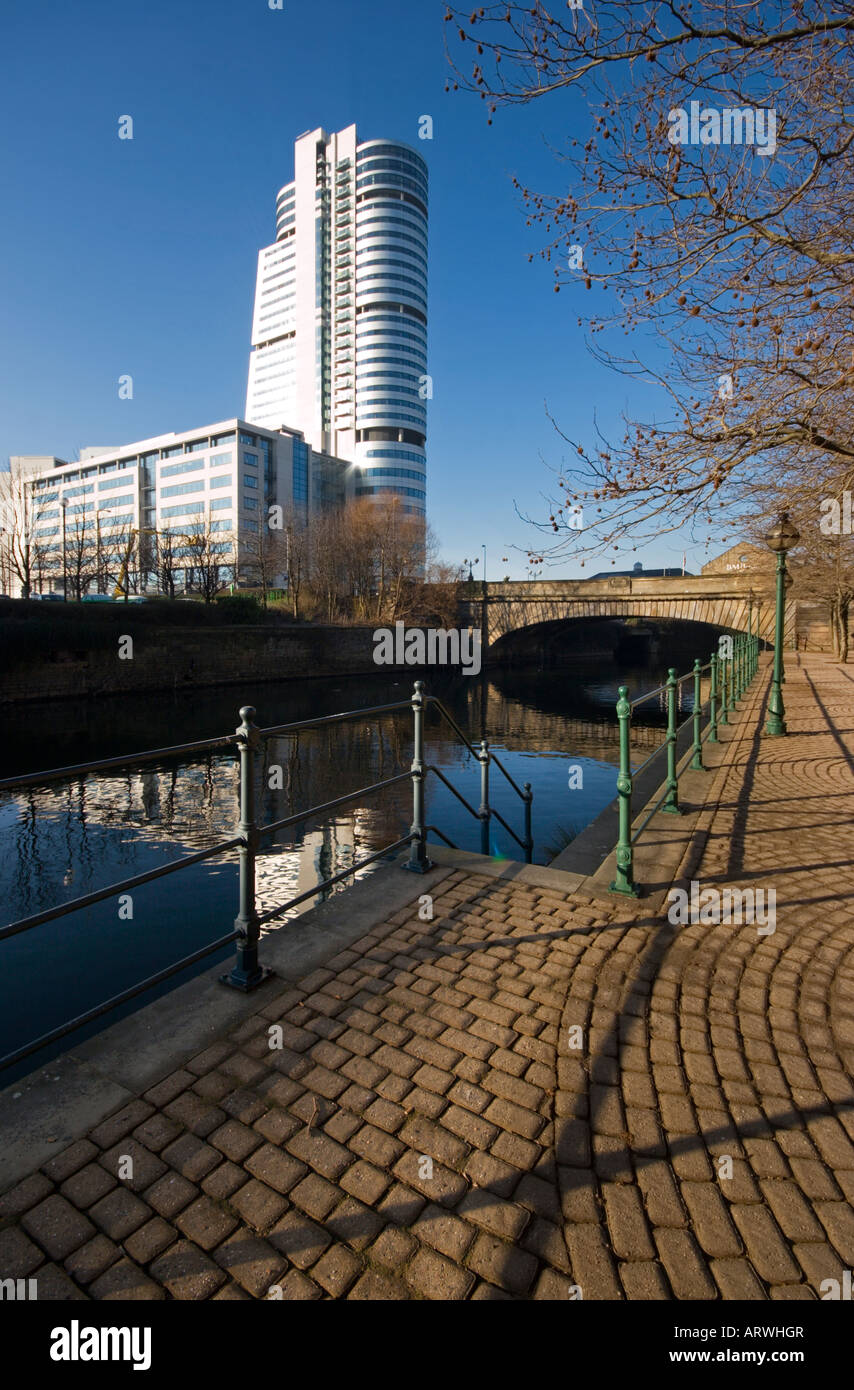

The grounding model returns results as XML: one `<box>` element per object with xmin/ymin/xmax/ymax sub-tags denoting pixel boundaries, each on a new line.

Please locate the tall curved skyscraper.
<box><xmin>245</xmin><ymin>124</ymin><xmax>428</xmax><ymax>518</ymax></box>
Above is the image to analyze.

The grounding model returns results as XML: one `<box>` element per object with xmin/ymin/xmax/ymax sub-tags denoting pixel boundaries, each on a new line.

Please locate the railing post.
<box><xmin>690</xmin><ymin>658</ymin><xmax>704</xmax><ymax>771</ymax></box>
<box><xmin>720</xmin><ymin>651</ymin><xmax>729</xmax><ymax>725</ymax></box>
<box><xmin>662</xmin><ymin>667</ymin><xmax>681</xmax><ymax>814</ymax></box>
<box><xmin>404</xmin><ymin>680</ymin><xmax>434</xmax><ymax>873</ymax></box>
<box><xmin>729</xmin><ymin>643</ymin><xmax>736</xmax><ymax>710</ymax></box>
<box><xmin>523</xmin><ymin>782</ymin><xmax>533</xmax><ymax>864</ymax></box>
<box><xmin>733</xmin><ymin>636</ymin><xmax>739</xmax><ymax>699</ymax></box>
<box><xmin>222</xmin><ymin>706</ymin><xmax>271</xmax><ymax>992</ymax></box>
<box><xmin>610</xmin><ymin>686</ymin><xmax>638</xmax><ymax>896</ymax></box>
<box><xmin>709</xmin><ymin>652</ymin><xmax>719</xmax><ymax>743</ymax></box>
<box><xmin>737</xmin><ymin>635</ymin><xmax>744</xmax><ymax>699</ymax></box>
<box><xmin>478</xmin><ymin>739</ymin><xmax>491</xmax><ymax>858</ymax></box>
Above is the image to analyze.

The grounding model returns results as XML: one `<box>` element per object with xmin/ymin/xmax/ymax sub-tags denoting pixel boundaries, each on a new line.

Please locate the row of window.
<box><xmin>357</xmin><ymin>299</ymin><xmax>426</xmax><ymax>327</ymax></box>
<box><xmin>356</xmin><ymin>327</ymin><xmax>426</xmax><ymax>349</ymax></box>
<box><xmin>364</xmin><ymin>448</ymin><xmax>426</xmax><ymax>464</ymax></box>
<box><xmin>98</xmin><ymin>494</ymin><xmax>134</xmax><ymax>510</ymax></box>
<box><xmin>358</xmin><ymin>309</ymin><xmax>426</xmax><ymax>330</ymax></box>
<box><xmin>358</xmin><ymin>182</ymin><xmax>431</xmax><ymax>216</ymax></box>
<box><xmin>358</xmin><ymin>466</ymin><xmax>425</xmax><ymax>482</ymax></box>
<box><xmin>356</xmin><ymin>227</ymin><xmax>427</xmax><ymax>253</ymax></box>
<box><xmin>355</xmin><ymin>212</ymin><xmax>427</xmax><ymax>243</ymax></box>
<box><xmin>357</xmin><ymin>245</ymin><xmax>427</xmax><ymax>273</ymax></box>
<box><xmin>358</xmin><ymin>414</ymin><xmax>427</xmax><ymax>431</ymax></box>
<box><xmin>357</xmin><ymin>145</ymin><xmax>427</xmax><ymax>175</ymax></box>
<box><xmin>358</xmin><ymin>254</ymin><xmax>427</xmax><ymax>280</ymax></box>
<box><xmin>355</xmin><ymin>392</ymin><xmax>427</xmax><ymax>406</ymax></box>
<box><xmin>355</xmin><ymin>369</ymin><xmax>422</xmax><ymax>385</ymax></box>
<box><xmin>356</xmin><ymin>484</ymin><xmax>426</xmax><ymax>501</ymax></box>
<box><xmin>356</xmin><ymin>161</ymin><xmax>428</xmax><ymax>196</ymax></box>
<box><xmin>356</xmin><ymin>272</ymin><xmax>426</xmax><ymax>303</ymax></box>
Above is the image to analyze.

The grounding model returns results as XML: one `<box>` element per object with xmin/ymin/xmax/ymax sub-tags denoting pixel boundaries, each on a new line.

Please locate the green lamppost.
<box><xmin>764</xmin><ymin>511</ymin><xmax>799</xmax><ymax>737</ymax></box>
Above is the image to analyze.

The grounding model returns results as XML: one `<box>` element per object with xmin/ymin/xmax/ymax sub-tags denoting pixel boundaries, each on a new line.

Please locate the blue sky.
<box><xmin>0</xmin><ymin>0</ymin><xmax>713</xmax><ymax>577</ymax></box>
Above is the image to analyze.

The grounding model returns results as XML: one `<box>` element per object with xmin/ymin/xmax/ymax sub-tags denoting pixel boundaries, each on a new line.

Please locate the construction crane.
<box><xmin>112</xmin><ymin>530</ymin><xmax>138</xmax><ymax>600</ymax></box>
<box><xmin>112</xmin><ymin>526</ymin><xmax>157</xmax><ymax>600</ymax></box>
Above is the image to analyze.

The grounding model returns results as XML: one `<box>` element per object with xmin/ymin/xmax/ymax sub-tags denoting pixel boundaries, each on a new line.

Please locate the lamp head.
<box><xmin>764</xmin><ymin>511</ymin><xmax>799</xmax><ymax>554</ymax></box>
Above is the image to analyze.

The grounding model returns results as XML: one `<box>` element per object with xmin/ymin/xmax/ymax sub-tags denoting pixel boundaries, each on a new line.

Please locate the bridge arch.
<box><xmin>458</xmin><ymin>577</ymin><xmax>793</xmax><ymax>654</ymax></box>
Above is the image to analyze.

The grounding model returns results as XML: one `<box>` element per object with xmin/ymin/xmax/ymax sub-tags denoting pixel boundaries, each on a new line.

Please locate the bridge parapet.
<box><xmin>457</xmin><ymin>574</ymin><xmax>796</xmax><ymax>650</ymax></box>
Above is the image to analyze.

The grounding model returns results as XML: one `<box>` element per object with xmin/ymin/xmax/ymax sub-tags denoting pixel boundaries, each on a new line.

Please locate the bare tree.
<box><xmin>372</xmin><ymin>498</ymin><xmax>429</xmax><ymax>623</ymax></box>
<box><xmin>238</xmin><ymin>509</ymin><xmax>288</xmax><ymax>609</ymax></box>
<box><xmin>282</xmin><ymin>506</ymin><xmax>310</xmax><ymax>620</ymax></box>
<box><xmin>309</xmin><ymin>509</ymin><xmax>347</xmax><ymax>621</ymax></box>
<box><xmin>154</xmin><ymin>527</ymin><xmax>181</xmax><ymax>599</ymax></box>
<box><xmin>182</xmin><ymin>519</ymin><xmax>235</xmax><ymax>603</ymax></box>
<box><xmin>0</xmin><ymin>470</ymin><xmax>60</xmax><ymax>597</ymax></box>
<box><xmin>64</xmin><ymin>512</ymin><xmax>105</xmax><ymax>600</ymax></box>
<box><xmin>445</xmin><ymin>3</ymin><xmax>854</xmax><ymax>569</ymax></box>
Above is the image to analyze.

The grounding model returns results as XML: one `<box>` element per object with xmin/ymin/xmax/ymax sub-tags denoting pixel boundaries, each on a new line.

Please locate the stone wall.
<box><xmin>0</xmin><ymin>625</ymin><xmax>389</xmax><ymax>704</ymax></box>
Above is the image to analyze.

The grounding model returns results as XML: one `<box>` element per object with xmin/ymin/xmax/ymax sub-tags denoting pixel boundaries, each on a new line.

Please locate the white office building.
<box><xmin>8</xmin><ymin>419</ymin><xmax>353</xmax><ymax>597</ymax></box>
<box><xmin>245</xmin><ymin>124</ymin><xmax>428</xmax><ymax>518</ymax></box>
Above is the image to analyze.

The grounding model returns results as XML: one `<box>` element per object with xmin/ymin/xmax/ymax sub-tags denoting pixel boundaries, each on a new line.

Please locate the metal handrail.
<box><xmin>257</xmin><ymin>833</ymin><xmax>416</xmax><ymax>926</ymax></box>
<box><xmin>0</xmin><ymin>931</ymin><xmax>241</xmax><ymax>1072</ymax></box>
<box><xmin>260</xmin><ymin>772</ymin><xmax>411</xmax><ymax>839</ymax></box>
<box><xmin>428</xmin><ymin>697</ymin><xmax>530</xmax><ymax>806</ymax></box>
<box><xmin>0</xmin><ymin>837</ymin><xmax>243</xmax><ymax>942</ymax></box>
<box><xmin>610</xmin><ymin>633</ymin><xmax>760</xmax><ymax>897</ymax></box>
<box><xmin>258</xmin><ymin>698</ymin><xmax>413</xmax><ymax>739</ymax></box>
<box><xmin>427</xmin><ymin>763</ymin><xmax>482</xmax><ymax>821</ymax></box>
<box><xmin>0</xmin><ymin>680</ymin><xmax>534</xmax><ymax>1073</ymax></box>
<box><xmin>425</xmin><ymin>823</ymin><xmax>458</xmax><ymax>849</ymax></box>
<box><xmin>490</xmin><ymin>806</ymin><xmax>528</xmax><ymax>853</ymax></box>
<box><xmin>0</xmin><ymin>733</ymin><xmax>237</xmax><ymax>792</ymax></box>
<box><xmin>426</xmin><ymin>697</ymin><xmax>482</xmax><ymax>759</ymax></box>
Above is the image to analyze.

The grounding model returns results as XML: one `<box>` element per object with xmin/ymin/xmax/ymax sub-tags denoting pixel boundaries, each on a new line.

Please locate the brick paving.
<box><xmin>1</xmin><ymin>653</ymin><xmax>853</xmax><ymax>1300</ymax></box>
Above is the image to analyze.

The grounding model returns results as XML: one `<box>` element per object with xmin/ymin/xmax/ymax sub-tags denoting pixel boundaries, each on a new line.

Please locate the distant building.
<box><xmin>701</xmin><ymin>543</ymin><xmax>774</xmax><ymax>576</ymax></box>
<box><xmin>6</xmin><ymin>418</ymin><xmax>354</xmax><ymax>597</ymax></box>
<box><xmin>589</xmin><ymin>561</ymin><xmax>692</xmax><ymax>580</ymax></box>
<box><xmin>245</xmin><ymin>124</ymin><xmax>428</xmax><ymax>519</ymax></box>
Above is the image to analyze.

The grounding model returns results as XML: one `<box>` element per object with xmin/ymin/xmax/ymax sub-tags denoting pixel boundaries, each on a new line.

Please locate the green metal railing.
<box><xmin>610</xmin><ymin>632</ymin><xmax>759</xmax><ymax>897</ymax></box>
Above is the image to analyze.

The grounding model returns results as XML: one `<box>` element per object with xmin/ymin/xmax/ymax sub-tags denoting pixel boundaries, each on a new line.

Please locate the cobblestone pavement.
<box><xmin>1</xmin><ymin>655</ymin><xmax>853</xmax><ymax>1300</ymax></box>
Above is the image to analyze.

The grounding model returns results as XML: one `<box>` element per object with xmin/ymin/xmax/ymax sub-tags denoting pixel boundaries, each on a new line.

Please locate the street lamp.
<box><xmin>764</xmin><ymin>511</ymin><xmax>799</xmax><ymax>736</ymax></box>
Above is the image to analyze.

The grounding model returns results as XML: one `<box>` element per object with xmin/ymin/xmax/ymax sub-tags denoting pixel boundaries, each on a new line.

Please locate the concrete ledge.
<box><xmin>0</xmin><ymin>855</ymin><xmax>456</xmax><ymax>1191</ymax></box>
<box><xmin>427</xmin><ymin>844</ymin><xmax>586</xmax><ymax>895</ymax></box>
<box><xmin>550</xmin><ymin>715</ymin><xmax>698</xmax><ymax>878</ymax></box>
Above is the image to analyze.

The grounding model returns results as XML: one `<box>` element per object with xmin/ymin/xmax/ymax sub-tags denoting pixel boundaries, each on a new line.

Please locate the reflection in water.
<box><xmin>0</xmin><ymin>651</ymin><xmax>695</xmax><ymax>1067</ymax></box>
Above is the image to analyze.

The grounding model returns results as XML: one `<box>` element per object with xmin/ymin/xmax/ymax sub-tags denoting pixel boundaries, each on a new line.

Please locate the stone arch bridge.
<box><xmin>458</xmin><ymin>574</ymin><xmax>802</xmax><ymax>654</ymax></box>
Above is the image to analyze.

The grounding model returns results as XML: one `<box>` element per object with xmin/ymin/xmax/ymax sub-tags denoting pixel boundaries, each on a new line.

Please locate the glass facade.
<box><xmin>17</xmin><ymin>420</ymin><xmax>352</xmax><ymax>597</ymax></box>
<box><xmin>293</xmin><ymin>439</ymin><xmax>309</xmax><ymax>509</ymax></box>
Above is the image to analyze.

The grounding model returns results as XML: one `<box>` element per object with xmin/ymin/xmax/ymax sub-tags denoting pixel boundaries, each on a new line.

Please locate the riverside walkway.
<box><xmin>1</xmin><ymin>654</ymin><xmax>852</xmax><ymax>1300</ymax></box>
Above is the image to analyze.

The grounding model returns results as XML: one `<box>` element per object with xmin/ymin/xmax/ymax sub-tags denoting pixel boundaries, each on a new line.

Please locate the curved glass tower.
<box><xmin>245</xmin><ymin>125</ymin><xmax>428</xmax><ymax>518</ymax></box>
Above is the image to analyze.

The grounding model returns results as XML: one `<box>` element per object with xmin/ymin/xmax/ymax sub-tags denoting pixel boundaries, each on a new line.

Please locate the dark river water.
<box><xmin>0</xmin><ymin>646</ymin><xmax>703</xmax><ymax>1077</ymax></box>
